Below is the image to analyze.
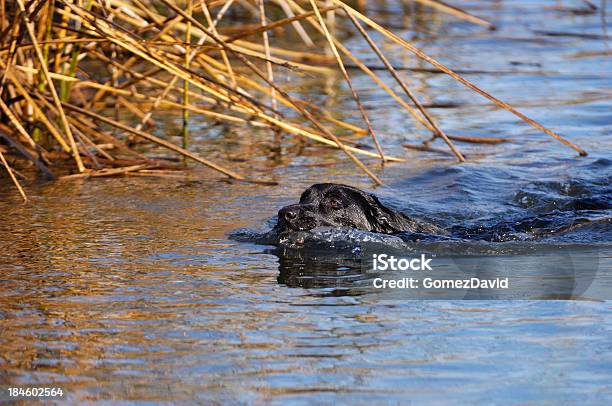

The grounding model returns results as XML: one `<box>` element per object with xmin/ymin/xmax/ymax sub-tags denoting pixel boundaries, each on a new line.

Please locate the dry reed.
<box><xmin>0</xmin><ymin>0</ymin><xmax>587</xmax><ymax>201</ymax></box>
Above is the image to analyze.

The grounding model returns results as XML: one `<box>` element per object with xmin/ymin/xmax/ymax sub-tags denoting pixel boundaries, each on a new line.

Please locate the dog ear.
<box><xmin>352</xmin><ymin>191</ymin><xmax>406</xmax><ymax>233</ymax></box>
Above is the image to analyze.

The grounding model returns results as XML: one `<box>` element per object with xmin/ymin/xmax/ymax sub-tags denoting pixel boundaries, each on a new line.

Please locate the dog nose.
<box><xmin>282</xmin><ymin>207</ymin><xmax>299</xmax><ymax>221</ymax></box>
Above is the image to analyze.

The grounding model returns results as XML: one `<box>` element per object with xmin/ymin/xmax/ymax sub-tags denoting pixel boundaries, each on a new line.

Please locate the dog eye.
<box><xmin>328</xmin><ymin>199</ymin><xmax>342</xmax><ymax>209</ymax></box>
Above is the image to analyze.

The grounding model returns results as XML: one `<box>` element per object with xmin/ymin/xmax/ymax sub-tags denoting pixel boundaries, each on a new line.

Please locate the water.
<box><xmin>1</xmin><ymin>0</ymin><xmax>611</xmax><ymax>403</ymax></box>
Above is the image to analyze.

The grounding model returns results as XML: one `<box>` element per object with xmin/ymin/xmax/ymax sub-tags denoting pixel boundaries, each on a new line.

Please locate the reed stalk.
<box><xmin>182</xmin><ymin>0</ymin><xmax>192</xmax><ymax>155</ymax></box>
<box><xmin>159</xmin><ymin>0</ymin><xmax>384</xmax><ymax>184</ymax></box>
<box><xmin>0</xmin><ymin>149</ymin><xmax>28</xmax><ymax>202</ymax></box>
<box><xmin>15</xmin><ymin>0</ymin><xmax>85</xmax><ymax>171</ymax></box>
<box><xmin>0</xmin><ymin>0</ymin><xmax>5</xmax><ymax>33</ymax></box>
<box><xmin>413</xmin><ymin>0</ymin><xmax>495</xmax><ymax>29</ymax></box>
<box><xmin>344</xmin><ymin>9</ymin><xmax>464</xmax><ymax>162</ymax></box>
<box><xmin>309</xmin><ymin>0</ymin><xmax>385</xmax><ymax>162</ymax></box>
<box><xmin>334</xmin><ymin>0</ymin><xmax>588</xmax><ymax>156</ymax></box>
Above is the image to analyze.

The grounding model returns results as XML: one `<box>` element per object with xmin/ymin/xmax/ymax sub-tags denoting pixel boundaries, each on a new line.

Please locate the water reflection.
<box><xmin>272</xmin><ymin>241</ymin><xmax>607</xmax><ymax>300</ymax></box>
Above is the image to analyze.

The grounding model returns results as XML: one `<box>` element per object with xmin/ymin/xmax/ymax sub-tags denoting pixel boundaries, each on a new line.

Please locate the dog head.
<box><xmin>276</xmin><ymin>183</ymin><xmax>411</xmax><ymax>234</ymax></box>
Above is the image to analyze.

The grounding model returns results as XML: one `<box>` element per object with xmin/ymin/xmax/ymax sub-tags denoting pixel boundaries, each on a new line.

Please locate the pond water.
<box><xmin>1</xmin><ymin>0</ymin><xmax>611</xmax><ymax>403</ymax></box>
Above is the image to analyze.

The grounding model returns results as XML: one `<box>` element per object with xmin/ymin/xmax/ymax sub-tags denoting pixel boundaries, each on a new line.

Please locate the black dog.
<box><xmin>275</xmin><ymin>183</ymin><xmax>445</xmax><ymax>235</ymax></box>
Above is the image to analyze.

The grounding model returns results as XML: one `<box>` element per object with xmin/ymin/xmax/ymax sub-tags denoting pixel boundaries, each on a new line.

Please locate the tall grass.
<box><xmin>0</xmin><ymin>0</ymin><xmax>587</xmax><ymax>201</ymax></box>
